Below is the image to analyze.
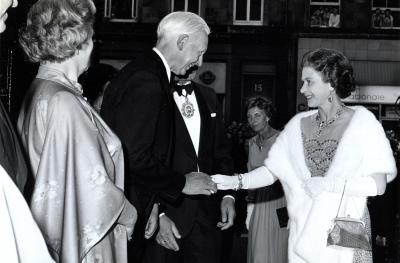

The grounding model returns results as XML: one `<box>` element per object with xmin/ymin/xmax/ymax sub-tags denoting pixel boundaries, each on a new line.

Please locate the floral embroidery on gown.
<box><xmin>18</xmin><ymin>66</ymin><xmax>136</xmax><ymax>262</ymax></box>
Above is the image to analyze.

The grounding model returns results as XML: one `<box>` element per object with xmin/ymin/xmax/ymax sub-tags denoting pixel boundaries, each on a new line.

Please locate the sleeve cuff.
<box><xmin>223</xmin><ymin>195</ymin><xmax>235</xmax><ymax>202</ymax></box>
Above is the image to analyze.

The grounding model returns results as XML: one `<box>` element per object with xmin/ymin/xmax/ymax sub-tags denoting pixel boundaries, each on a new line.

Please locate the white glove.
<box><xmin>303</xmin><ymin>177</ymin><xmax>336</xmax><ymax>199</ymax></box>
<box><xmin>245</xmin><ymin>203</ymin><xmax>255</xmax><ymax>230</ymax></box>
<box><xmin>303</xmin><ymin>176</ymin><xmax>378</xmax><ymax>198</ymax></box>
<box><xmin>212</xmin><ymin>166</ymin><xmax>276</xmax><ymax>190</ymax></box>
<box><xmin>211</xmin><ymin>175</ymin><xmax>238</xmax><ymax>190</ymax></box>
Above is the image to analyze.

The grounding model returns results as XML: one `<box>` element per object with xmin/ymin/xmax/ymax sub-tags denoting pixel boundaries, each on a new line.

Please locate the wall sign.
<box><xmin>194</xmin><ymin>62</ymin><xmax>226</xmax><ymax>94</ymax></box>
<box><xmin>343</xmin><ymin>85</ymin><xmax>400</xmax><ymax>104</ymax></box>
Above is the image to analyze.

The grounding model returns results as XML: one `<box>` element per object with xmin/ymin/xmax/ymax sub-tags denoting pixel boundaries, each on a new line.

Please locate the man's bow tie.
<box><xmin>174</xmin><ymin>81</ymin><xmax>194</xmax><ymax>96</ymax></box>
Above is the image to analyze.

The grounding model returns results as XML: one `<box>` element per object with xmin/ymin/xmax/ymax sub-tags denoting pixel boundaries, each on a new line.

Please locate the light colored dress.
<box><xmin>302</xmin><ymin>112</ymin><xmax>373</xmax><ymax>263</ymax></box>
<box><xmin>0</xmin><ymin>164</ymin><xmax>54</xmax><ymax>263</ymax></box>
<box><xmin>247</xmin><ymin>130</ymin><xmax>289</xmax><ymax>263</ymax></box>
<box><xmin>258</xmin><ymin>106</ymin><xmax>396</xmax><ymax>262</ymax></box>
<box><xmin>18</xmin><ymin>66</ymin><xmax>136</xmax><ymax>263</ymax></box>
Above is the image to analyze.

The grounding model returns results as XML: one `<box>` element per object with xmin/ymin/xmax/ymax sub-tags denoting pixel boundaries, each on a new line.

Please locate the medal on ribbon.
<box><xmin>181</xmin><ymin>96</ymin><xmax>195</xmax><ymax>118</ymax></box>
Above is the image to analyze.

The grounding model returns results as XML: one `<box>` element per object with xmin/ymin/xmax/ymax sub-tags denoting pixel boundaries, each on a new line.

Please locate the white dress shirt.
<box><xmin>173</xmin><ymin>87</ymin><xmax>235</xmax><ymax>201</ymax></box>
<box><xmin>173</xmin><ymin>89</ymin><xmax>201</xmax><ymax>159</ymax></box>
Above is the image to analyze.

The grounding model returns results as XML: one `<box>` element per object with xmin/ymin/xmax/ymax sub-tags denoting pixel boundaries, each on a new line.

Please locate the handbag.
<box><xmin>326</xmin><ymin>180</ymin><xmax>372</xmax><ymax>251</ymax></box>
<box><xmin>276</xmin><ymin>206</ymin><xmax>289</xmax><ymax>228</ymax></box>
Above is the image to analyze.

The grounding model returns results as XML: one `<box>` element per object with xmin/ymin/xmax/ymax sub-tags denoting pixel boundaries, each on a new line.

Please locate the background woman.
<box><xmin>245</xmin><ymin>96</ymin><xmax>288</xmax><ymax>263</ymax></box>
<box><xmin>381</xmin><ymin>9</ymin><xmax>394</xmax><ymax>28</ymax></box>
<box><xmin>18</xmin><ymin>0</ymin><xmax>136</xmax><ymax>262</ymax></box>
<box><xmin>213</xmin><ymin>48</ymin><xmax>397</xmax><ymax>262</ymax></box>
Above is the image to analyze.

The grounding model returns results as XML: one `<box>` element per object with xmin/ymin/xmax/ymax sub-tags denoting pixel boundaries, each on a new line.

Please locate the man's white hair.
<box><xmin>157</xmin><ymin>11</ymin><xmax>210</xmax><ymax>43</ymax></box>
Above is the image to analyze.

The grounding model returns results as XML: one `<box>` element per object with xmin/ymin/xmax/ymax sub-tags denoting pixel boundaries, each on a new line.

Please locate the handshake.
<box><xmin>182</xmin><ymin>172</ymin><xmax>237</xmax><ymax>195</ymax></box>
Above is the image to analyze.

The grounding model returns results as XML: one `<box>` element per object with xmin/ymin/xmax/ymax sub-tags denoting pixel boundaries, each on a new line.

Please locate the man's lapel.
<box><xmin>194</xmin><ymin>85</ymin><xmax>212</xmax><ymax>160</ymax></box>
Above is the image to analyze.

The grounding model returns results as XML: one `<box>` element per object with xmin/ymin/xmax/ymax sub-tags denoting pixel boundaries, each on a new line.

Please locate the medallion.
<box><xmin>181</xmin><ymin>96</ymin><xmax>195</xmax><ymax>118</ymax></box>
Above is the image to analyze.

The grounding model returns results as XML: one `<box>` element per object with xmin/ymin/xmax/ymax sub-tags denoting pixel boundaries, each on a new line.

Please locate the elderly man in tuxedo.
<box><xmin>101</xmin><ymin>12</ymin><xmax>222</xmax><ymax>262</ymax></box>
<box><xmin>142</xmin><ymin>66</ymin><xmax>236</xmax><ymax>263</ymax></box>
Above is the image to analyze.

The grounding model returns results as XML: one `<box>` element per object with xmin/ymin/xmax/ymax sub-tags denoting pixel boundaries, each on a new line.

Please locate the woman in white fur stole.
<box><xmin>212</xmin><ymin>48</ymin><xmax>397</xmax><ymax>263</ymax></box>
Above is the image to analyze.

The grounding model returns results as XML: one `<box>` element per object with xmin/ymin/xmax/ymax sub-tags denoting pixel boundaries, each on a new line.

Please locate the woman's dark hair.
<box><xmin>301</xmin><ymin>48</ymin><xmax>356</xmax><ymax>99</ymax></box>
<box><xmin>245</xmin><ymin>96</ymin><xmax>276</xmax><ymax>119</ymax></box>
<box><xmin>19</xmin><ymin>0</ymin><xmax>96</xmax><ymax>63</ymax></box>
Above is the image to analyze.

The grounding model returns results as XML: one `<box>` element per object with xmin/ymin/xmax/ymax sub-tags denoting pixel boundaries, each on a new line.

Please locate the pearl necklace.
<box><xmin>315</xmin><ymin>105</ymin><xmax>344</xmax><ymax>137</ymax></box>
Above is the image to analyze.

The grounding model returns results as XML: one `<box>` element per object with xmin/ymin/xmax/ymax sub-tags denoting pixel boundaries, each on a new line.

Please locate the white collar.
<box><xmin>152</xmin><ymin>47</ymin><xmax>171</xmax><ymax>82</ymax></box>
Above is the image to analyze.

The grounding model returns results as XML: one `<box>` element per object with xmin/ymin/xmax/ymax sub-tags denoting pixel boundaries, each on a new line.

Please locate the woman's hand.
<box><xmin>211</xmin><ymin>174</ymin><xmax>238</xmax><ymax>190</ymax></box>
<box><xmin>303</xmin><ymin>177</ymin><xmax>330</xmax><ymax>199</ymax></box>
<box><xmin>118</xmin><ymin>201</ymin><xmax>137</xmax><ymax>240</ymax></box>
<box><xmin>303</xmin><ymin>176</ymin><xmax>347</xmax><ymax>198</ymax></box>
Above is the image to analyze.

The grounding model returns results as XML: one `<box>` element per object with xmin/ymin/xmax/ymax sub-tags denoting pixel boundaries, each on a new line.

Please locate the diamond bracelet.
<box><xmin>234</xmin><ymin>173</ymin><xmax>243</xmax><ymax>191</ymax></box>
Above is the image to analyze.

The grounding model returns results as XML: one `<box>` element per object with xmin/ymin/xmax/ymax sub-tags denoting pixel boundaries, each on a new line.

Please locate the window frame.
<box><xmin>309</xmin><ymin>1</ymin><xmax>341</xmax><ymax>28</ymax></box>
<box><xmin>233</xmin><ymin>0</ymin><xmax>264</xmax><ymax>26</ymax></box>
<box><xmin>104</xmin><ymin>0</ymin><xmax>138</xmax><ymax>22</ymax></box>
<box><xmin>371</xmin><ymin>0</ymin><xmax>400</xmax><ymax>29</ymax></box>
<box><xmin>170</xmin><ymin>0</ymin><xmax>202</xmax><ymax>16</ymax></box>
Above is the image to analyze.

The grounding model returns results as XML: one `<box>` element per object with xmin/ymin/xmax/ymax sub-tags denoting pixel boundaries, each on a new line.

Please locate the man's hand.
<box><xmin>245</xmin><ymin>203</ymin><xmax>254</xmax><ymax>230</ymax></box>
<box><xmin>182</xmin><ymin>172</ymin><xmax>217</xmax><ymax>195</ymax></box>
<box><xmin>144</xmin><ymin>203</ymin><xmax>159</xmax><ymax>239</ymax></box>
<box><xmin>155</xmin><ymin>215</ymin><xmax>181</xmax><ymax>251</ymax></box>
<box><xmin>217</xmin><ymin>197</ymin><xmax>235</xmax><ymax>230</ymax></box>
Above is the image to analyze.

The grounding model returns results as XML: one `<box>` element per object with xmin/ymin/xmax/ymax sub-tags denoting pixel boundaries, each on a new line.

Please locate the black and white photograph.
<box><xmin>0</xmin><ymin>0</ymin><xmax>399</xmax><ymax>263</ymax></box>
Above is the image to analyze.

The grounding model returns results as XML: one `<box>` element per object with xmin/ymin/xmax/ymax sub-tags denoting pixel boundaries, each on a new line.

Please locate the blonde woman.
<box><xmin>18</xmin><ymin>0</ymin><xmax>136</xmax><ymax>262</ymax></box>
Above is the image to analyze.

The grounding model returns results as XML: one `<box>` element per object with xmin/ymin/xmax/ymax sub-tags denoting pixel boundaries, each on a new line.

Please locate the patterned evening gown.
<box><xmin>302</xmin><ymin>113</ymin><xmax>373</xmax><ymax>263</ymax></box>
<box><xmin>247</xmin><ymin>130</ymin><xmax>289</xmax><ymax>263</ymax></box>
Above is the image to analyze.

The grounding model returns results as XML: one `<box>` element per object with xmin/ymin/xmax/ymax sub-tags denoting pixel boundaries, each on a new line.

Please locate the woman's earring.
<box><xmin>328</xmin><ymin>91</ymin><xmax>335</xmax><ymax>103</ymax></box>
<box><xmin>328</xmin><ymin>86</ymin><xmax>334</xmax><ymax>103</ymax></box>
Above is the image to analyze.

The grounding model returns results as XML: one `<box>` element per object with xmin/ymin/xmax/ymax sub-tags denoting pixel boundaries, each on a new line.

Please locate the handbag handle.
<box><xmin>335</xmin><ymin>179</ymin><xmax>348</xmax><ymax>218</ymax></box>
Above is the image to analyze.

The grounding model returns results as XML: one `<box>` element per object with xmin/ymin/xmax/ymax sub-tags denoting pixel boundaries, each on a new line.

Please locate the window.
<box><xmin>371</xmin><ymin>0</ymin><xmax>400</xmax><ymax>29</ymax></box>
<box><xmin>171</xmin><ymin>0</ymin><xmax>201</xmax><ymax>15</ymax></box>
<box><xmin>233</xmin><ymin>0</ymin><xmax>264</xmax><ymax>25</ymax></box>
<box><xmin>104</xmin><ymin>0</ymin><xmax>138</xmax><ymax>22</ymax></box>
<box><xmin>309</xmin><ymin>1</ymin><xmax>341</xmax><ymax>28</ymax></box>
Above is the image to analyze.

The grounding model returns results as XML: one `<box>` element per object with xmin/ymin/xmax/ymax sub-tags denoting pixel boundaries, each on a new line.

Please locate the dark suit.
<box><xmin>100</xmin><ymin>50</ymin><xmax>186</xmax><ymax>261</ymax></box>
<box><xmin>0</xmin><ymin>100</ymin><xmax>28</xmax><ymax>195</ymax></box>
<box><xmin>144</xmin><ymin>82</ymin><xmax>234</xmax><ymax>263</ymax></box>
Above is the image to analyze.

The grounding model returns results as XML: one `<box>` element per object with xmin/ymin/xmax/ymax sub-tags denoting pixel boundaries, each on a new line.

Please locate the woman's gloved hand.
<box><xmin>211</xmin><ymin>174</ymin><xmax>238</xmax><ymax>190</ymax></box>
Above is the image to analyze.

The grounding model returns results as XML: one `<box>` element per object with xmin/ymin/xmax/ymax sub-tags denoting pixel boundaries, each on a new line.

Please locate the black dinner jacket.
<box><xmin>100</xmin><ymin>50</ymin><xmax>185</xmax><ymax>216</ymax></box>
<box><xmin>166</xmin><ymin>82</ymin><xmax>234</xmax><ymax>237</ymax></box>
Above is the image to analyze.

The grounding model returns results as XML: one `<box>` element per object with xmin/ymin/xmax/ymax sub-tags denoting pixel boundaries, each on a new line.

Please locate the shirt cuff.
<box><xmin>223</xmin><ymin>195</ymin><xmax>235</xmax><ymax>202</ymax></box>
